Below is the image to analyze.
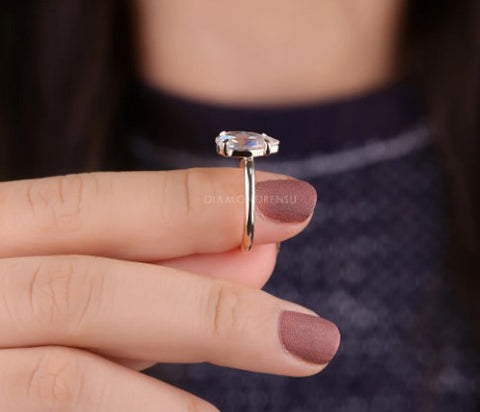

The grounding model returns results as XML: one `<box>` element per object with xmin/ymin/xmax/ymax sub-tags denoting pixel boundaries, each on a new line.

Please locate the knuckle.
<box><xmin>24</xmin><ymin>173</ymin><xmax>94</xmax><ymax>234</ymax></box>
<box><xmin>182</xmin><ymin>168</ymin><xmax>214</xmax><ymax>219</ymax></box>
<box><xmin>156</xmin><ymin>168</ymin><xmax>210</xmax><ymax>224</ymax></box>
<box><xmin>27</xmin><ymin>257</ymin><xmax>104</xmax><ymax>332</ymax></box>
<box><xmin>27</xmin><ymin>347</ymin><xmax>85</xmax><ymax>411</ymax></box>
<box><xmin>207</xmin><ymin>283</ymin><xmax>246</xmax><ymax>339</ymax></box>
<box><xmin>183</xmin><ymin>168</ymin><xmax>196</xmax><ymax>218</ymax></box>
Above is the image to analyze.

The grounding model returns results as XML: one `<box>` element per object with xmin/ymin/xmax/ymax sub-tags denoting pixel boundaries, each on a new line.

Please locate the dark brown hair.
<box><xmin>404</xmin><ymin>0</ymin><xmax>480</xmax><ymax>334</ymax></box>
<box><xmin>0</xmin><ymin>1</ymin><xmax>479</xmax><ymax>334</ymax></box>
<box><xmin>0</xmin><ymin>0</ymin><xmax>135</xmax><ymax>178</ymax></box>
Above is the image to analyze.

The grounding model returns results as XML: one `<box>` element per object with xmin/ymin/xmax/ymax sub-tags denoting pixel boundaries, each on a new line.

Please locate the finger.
<box><xmin>57</xmin><ymin>243</ymin><xmax>279</xmax><ymax>372</ymax></box>
<box><xmin>160</xmin><ymin>243</ymin><xmax>278</xmax><ymax>288</ymax></box>
<box><xmin>0</xmin><ymin>346</ymin><xmax>217</xmax><ymax>412</ymax></box>
<box><xmin>0</xmin><ymin>169</ymin><xmax>316</xmax><ymax>260</ymax></box>
<box><xmin>0</xmin><ymin>256</ymin><xmax>340</xmax><ymax>377</ymax></box>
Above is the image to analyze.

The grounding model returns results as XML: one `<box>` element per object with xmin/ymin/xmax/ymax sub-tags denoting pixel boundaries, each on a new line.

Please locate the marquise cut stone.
<box><xmin>215</xmin><ymin>131</ymin><xmax>279</xmax><ymax>158</ymax></box>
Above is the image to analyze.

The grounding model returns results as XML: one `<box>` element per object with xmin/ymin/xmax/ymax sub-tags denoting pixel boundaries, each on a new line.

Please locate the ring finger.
<box><xmin>0</xmin><ymin>255</ymin><xmax>340</xmax><ymax>377</ymax></box>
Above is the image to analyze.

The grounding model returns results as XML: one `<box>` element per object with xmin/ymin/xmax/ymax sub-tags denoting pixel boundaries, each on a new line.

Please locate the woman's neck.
<box><xmin>135</xmin><ymin>0</ymin><xmax>406</xmax><ymax>106</ymax></box>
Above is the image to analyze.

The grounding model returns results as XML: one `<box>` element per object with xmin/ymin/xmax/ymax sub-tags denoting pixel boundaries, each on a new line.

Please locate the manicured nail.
<box><xmin>279</xmin><ymin>311</ymin><xmax>340</xmax><ymax>364</ymax></box>
<box><xmin>256</xmin><ymin>179</ymin><xmax>317</xmax><ymax>223</ymax></box>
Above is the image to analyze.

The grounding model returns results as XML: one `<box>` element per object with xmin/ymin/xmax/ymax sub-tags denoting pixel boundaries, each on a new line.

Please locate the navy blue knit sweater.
<box><xmin>126</xmin><ymin>82</ymin><xmax>480</xmax><ymax>412</ymax></box>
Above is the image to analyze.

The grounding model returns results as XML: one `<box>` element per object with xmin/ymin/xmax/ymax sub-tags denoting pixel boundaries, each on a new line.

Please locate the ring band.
<box><xmin>215</xmin><ymin>131</ymin><xmax>280</xmax><ymax>252</ymax></box>
<box><xmin>241</xmin><ymin>156</ymin><xmax>255</xmax><ymax>251</ymax></box>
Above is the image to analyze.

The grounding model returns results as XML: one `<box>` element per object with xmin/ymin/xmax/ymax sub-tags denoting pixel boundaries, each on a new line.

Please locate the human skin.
<box><xmin>137</xmin><ymin>0</ymin><xmax>406</xmax><ymax>105</ymax></box>
<box><xmin>0</xmin><ymin>1</ymin><xmax>406</xmax><ymax>410</ymax></box>
<box><xmin>0</xmin><ymin>169</ymin><xmax>339</xmax><ymax>411</ymax></box>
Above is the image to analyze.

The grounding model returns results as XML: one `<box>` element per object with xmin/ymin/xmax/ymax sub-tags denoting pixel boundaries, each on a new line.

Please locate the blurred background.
<box><xmin>1</xmin><ymin>1</ymin><xmax>480</xmax><ymax>411</ymax></box>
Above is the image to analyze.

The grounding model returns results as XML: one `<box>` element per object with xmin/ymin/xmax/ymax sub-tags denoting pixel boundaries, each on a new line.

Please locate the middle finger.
<box><xmin>0</xmin><ymin>255</ymin><xmax>340</xmax><ymax>377</ymax></box>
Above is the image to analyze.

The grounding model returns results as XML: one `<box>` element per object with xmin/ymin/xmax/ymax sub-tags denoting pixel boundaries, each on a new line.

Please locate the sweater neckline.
<box><xmin>127</xmin><ymin>79</ymin><xmax>424</xmax><ymax>160</ymax></box>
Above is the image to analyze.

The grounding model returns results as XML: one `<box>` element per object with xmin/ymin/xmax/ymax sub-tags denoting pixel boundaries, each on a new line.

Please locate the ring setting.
<box><xmin>215</xmin><ymin>131</ymin><xmax>280</xmax><ymax>252</ymax></box>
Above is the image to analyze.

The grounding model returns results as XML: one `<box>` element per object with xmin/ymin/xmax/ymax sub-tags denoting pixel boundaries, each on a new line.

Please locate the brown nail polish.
<box><xmin>256</xmin><ymin>179</ymin><xmax>317</xmax><ymax>223</ymax></box>
<box><xmin>279</xmin><ymin>311</ymin><xmax>340</xmax><ymax>365</ymax></box>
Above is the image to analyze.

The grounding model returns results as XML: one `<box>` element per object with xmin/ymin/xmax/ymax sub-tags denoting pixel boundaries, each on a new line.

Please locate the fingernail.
<box><xmin>279</xmin><ymin>311</ymin><xmax>340</xmax><ymax>365</ymax></box>
<box><xmin>256</xmin><ymin>179</ymin><xmax>317</xmax><ymax>223</ymax></box>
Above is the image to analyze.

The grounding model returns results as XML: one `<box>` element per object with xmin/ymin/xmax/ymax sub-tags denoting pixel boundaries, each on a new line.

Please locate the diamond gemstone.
<box><xmin>215</xmin><ymin>131</ymin><xmax>279</xmax><ymax>158</ymax></box>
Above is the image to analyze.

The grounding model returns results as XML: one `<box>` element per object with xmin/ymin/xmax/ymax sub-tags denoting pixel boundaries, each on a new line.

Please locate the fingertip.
<box><xmin>278</xmin><ymin>310</ymin><xmax>341</xmax><ymax>370</ymax></box>
<box><xmin>256</xmin><ymin>179</ymin><xmax>317</xmax><ymax>224</ymax></box>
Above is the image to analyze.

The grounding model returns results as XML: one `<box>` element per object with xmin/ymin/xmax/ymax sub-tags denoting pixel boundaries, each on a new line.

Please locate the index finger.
<box><xmin>0</xmin><ymin>169</ymin><xmax>316</xmax><ymax>260</ymax></box>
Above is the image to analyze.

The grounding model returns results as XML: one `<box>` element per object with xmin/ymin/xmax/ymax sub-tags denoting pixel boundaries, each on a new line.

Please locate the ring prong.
<box><xmin>265</xmin><ymin>140</ymin><xmax>271</xmax><ymax>155</ymax></box>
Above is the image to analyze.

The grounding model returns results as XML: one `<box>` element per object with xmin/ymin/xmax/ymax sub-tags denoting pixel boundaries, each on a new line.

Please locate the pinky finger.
<box><xmin>0</xmin><ymin>346</ymin><xmax>218</xmax><ymax>412</ymax></box>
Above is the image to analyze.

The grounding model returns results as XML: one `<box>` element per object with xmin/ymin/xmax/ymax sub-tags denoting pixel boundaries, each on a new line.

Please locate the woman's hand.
<box><xmin>0</xmin><ymin>168</ymin><xmax>340</xmax><ymax>411</ymax></box>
